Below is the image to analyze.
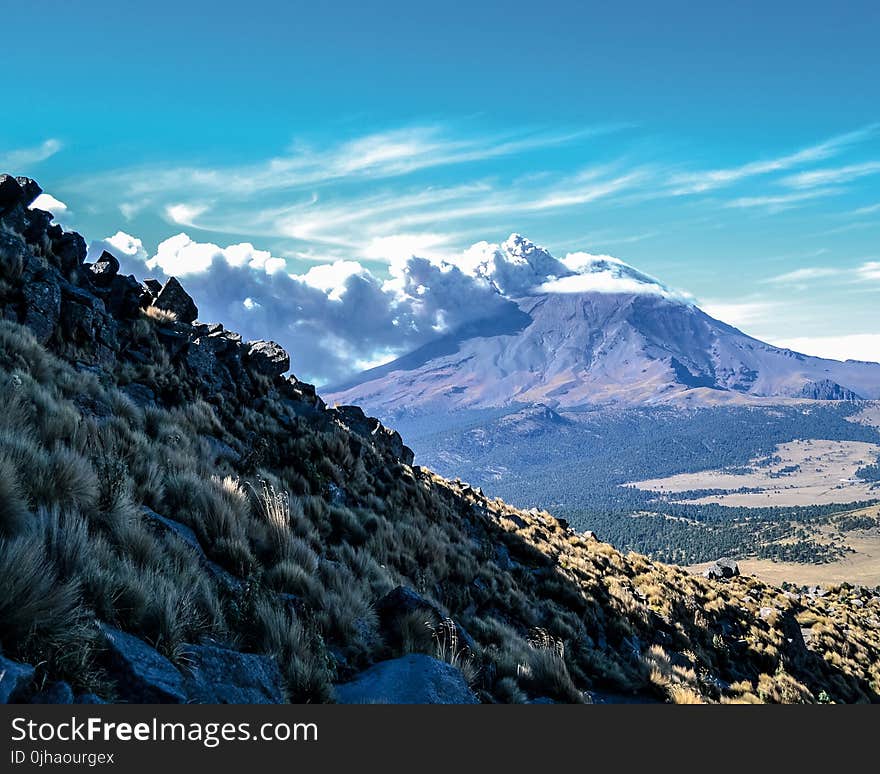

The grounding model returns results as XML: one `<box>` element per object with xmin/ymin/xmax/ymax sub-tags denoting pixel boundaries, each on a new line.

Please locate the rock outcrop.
<box><xmin>0</xmin><ymin>172</ymin><xmax>413</xmax><ymax>466</ymax></box>
<box><xmin>703</xmin><ymin>558</ymin><xmax>741</xmax><ymax>580</ymax></box>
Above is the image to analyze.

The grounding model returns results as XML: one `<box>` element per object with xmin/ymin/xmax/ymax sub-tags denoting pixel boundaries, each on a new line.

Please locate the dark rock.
<box><xmin>152</xmin><ymin>277</ymin><xmax>198</xmax><ymax>324</ymax></box>
<box><xmin>142</xmin><ymin>278</ymin><xmax>163</xmax><ymax>296</ymax></box>
<box><xmin>87</xmin><ymin>250</ymin><xmax>120</xmax><ymax>286</ymax></box>
<box><xmin>97</xmin><ymin>622</ymin><xmax>186</xmax><ymax>703</ymax></box>
<box><xmin>0</xmin><ymin>174</ymin><xmax>24</xmax><ymax>211</ymax></box>
<box><xmin>376</xmin><ymin>586</ymin><xmax>475</xmax><ymax>652</ymax></box>
<box><xmin>142</xmin><ymin>506</ymin><xmax>204</xmax><ymax>555</ymax></box>
<box><xmin>15</xmin><ymin>177</ymin><xmax>43</xmax><ymax>206</ymax></box>
<box><xmin>245</xmin><ymin>340</ymin><xmax>290</xmax><ymax>377</ymax></box>
<box><xmin>334</xmin><ymin>654</ymin><xmax>478</xmax><ymax>704</ymax></box>
<box><xmin>0</xmin><ymin>655</ymin><xmax>34</xmax><ymax>703</ymax></box>
<box><xmin>141</xmin><ymin>506</ymin><xmax>241</xmax><ymax>592</ymax></box>
<box><xmin>703</xmin><ymin>558</ymin><xmax>740</xmax><ymax>580</ymax></box>
<box><xmin>23</xmin><ymin>277</ymin><xmax>61</xmax><ymax>343</ymax></box>
<box><xmin>121</xmin><ymin>383</ymin><xmax>156</xmax><ymax>407</ymax></box>
<box><xmin>185</xmin><ymin>337</ymin><xmax>229</xmax><ymax>392</ymax></box>
<box><xmin>0</xmin><ymin>231</ymin><xmax>26</xmax><ymax>278</ymax></box>
<box><xmin>182</xmin><ymin>644</ymin><xmax>286</xmax><ymax>704</ymax></box>
<box><xmin>52</xmin><ymin>232</ymin><xmax>87</xmax><ymax>274</ymax></box>
<box><xmin>30</xmin><ymin>681</ymin><xmax>74</xmax><ymax>704</ymax></box>
<box><xmin>799</xmin><ymin>379</ymin><xmax>862</xmax><ymax>401</ymax></box>
<box><xmin>332</xmin><ymin>406</ymin><xmax>414</xmax><ymax>465</ymax></box>
<box><xmin>154</xmin><ymin>323</ymin><xmax>190</xmax><ymax>357</ymax></box>
<box><xmin>60</xmin><ymin>282</ymin><xmax>101</xmax><ymax>342</ymax></box>
<box><xmin>105</xmin><ymin>274</ymin><xmax>144</xmax><ymax>319</ymax></box>
<box><xmin>23</xmin><ymin>208</ymin><xmax>54</xmax><ymax>249</ymax></box>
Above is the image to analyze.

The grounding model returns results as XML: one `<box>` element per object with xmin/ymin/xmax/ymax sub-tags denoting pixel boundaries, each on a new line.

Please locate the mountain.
<box><xmin>327</xmin><ymin>234</ymin><xmax>880</xmax><ymax>415</ymax></box>
<box><xmin>1</xmin><ymin>174</ymin><xmax>878</xmax><ymax>705</ymax></box>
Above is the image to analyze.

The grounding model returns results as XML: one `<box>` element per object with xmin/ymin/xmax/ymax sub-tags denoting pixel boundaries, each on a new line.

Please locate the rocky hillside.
<box><xmin>0</xmin><ymin>174</ymin><xmax>878</xmax><ymax>704</ymax></box>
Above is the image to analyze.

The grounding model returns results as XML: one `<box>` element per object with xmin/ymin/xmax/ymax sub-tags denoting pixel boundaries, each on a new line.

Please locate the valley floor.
<box><xmin>631</xmin><ymin>438</ymin><xmax>879</xmax><ymax>507</ymax></box>
<box><xmin>687</xmin><ymin>506</ymin><xmax>880</xmax><ymax>587</ymax></box>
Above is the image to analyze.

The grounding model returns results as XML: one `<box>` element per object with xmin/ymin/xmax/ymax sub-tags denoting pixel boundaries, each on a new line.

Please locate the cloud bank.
<box><xmin>91</xmin><ymin>231</ymin><xmax>689</xmax><ymax>385</ymax></box>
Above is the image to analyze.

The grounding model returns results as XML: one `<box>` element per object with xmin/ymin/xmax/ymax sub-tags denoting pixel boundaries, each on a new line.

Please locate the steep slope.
<box><xmin>0</xmin><ymin>174</ymin><xmax>878</xmax><ymax>704</ymax></box>
<box><xmin>327</xmin><ymin>235</ymin><xmax>880</xmax><ymax>415</ymax></box>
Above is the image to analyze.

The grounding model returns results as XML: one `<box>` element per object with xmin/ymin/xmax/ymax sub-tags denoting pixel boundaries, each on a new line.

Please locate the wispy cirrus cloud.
<box><xmin>667</xmin><ymin>123</ymin><xmax>878</xmax><ymax>195</ymax></box>
<box><xmin>781</xmin><ymin>160</ymin><xmax>880</xmax><ymax>189</ymax></box>
<box><xmin>762</xmin><ymin>266</ymin><xmax>841</xmax><ymax>284</ymax></box>
<box><xmin>58</xmin><ymin>120</ymin><xmax>880</xmax><ymax>273</ymax></box>
<box><xmin>724</xmin><ymin>187</ymin><xmax>843</xmax><ymax>213</ymax></box>
<box><xmin>0</xmin><ymin>138</ymin><xmax>63</xmax><ymax>170</ymax></box>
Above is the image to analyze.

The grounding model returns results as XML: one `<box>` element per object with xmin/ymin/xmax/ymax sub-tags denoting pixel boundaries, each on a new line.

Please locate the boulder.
<box><xmin>245</xmin><ymin>340</ymin><xmax>290</xmax><ymax>377</ymax></box>
<box><xmin>51</xmin><ymin>232</ymin><xmax>87</xmax><ymax>274</ymax></box>
<box><xmin>142</xmin><ymin>506</ymin><xmax>204</xmax><ymax>555</ymax></box>
<box><xmin>0</xmin><ymin>655</ymin><xmax>34</xmax><ymax>703</ymax></box>
<box><xmin>30</xmin><ymin>681</ymin><xmax>74</xmax><ymax>704</ymax></box>
<box><xmin>142</xmin><ymin>278</ymin><xmax>163</xmax><ymax>296</ymax></box>
<box><xmin>376</xmin><ymin>586</ymin><xmax>475</xmax><ymax>652</ymax></box>
<box><xmin>703</xmin><ymin>558</ymin><xmax>740</xmax><ymax>580</ymax></box>
<box><xmin>97</xmin><ymin>623</ymin><xmax>186</xmax><ymax>703</ymax></box>
<box><xmin>15</xmin><ymin>177</ymin><xmax>43</xmax><ymax>206</ymax></box>
<box><xmin>182</xmin><ymin>644</ymin><xmax>286</xmax><ymax>704</ymax></box>
<box><xmin>0</xmin><ymin>174</ymin><xmax>24</xmax><ymax>211</ymax></box>
<box><xmin>152</xmin><ymin>277</ymin><xmax>198</xmax><ymax>324</ymax></box>
<box><xmin>141</xmin><ymin>507</ymin><xmax>241</xmax><ymax>592</ymax></box>
<box><xmin>333</xmin><ymin>654</ymin><xmax>478</xmax><ymax>704</ymax></box>
<box><xmin>184</xmin><ymin>337</ymin><xmax>229</xmax><ymax>392</ymax></box>
<box><xmin>88</xmin><ymin>250</ymin><xmax>120</xmax><ymax>286</ymax></box>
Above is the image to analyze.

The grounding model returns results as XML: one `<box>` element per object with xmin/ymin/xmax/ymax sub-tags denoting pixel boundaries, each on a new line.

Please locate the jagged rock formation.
<box><xmin>800</xmin><ymin>379</ymin><xmax>863</xmax><ymax>401</ymax></box>
<box><xmin>0</xmin><ymin>173</ymin><xmax>410</xmax><ymax>464</ymax></box>
<box><xmin>0</xmin><ymin>175</ymin><xmax>878</xmax><ymax>705</ymax></box>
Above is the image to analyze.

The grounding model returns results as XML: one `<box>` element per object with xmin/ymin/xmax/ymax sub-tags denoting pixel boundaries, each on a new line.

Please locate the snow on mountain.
<box><xmin>326</xmin><ymin>234</ymin><xmax>880</xmax><ymax>414</ymax></box>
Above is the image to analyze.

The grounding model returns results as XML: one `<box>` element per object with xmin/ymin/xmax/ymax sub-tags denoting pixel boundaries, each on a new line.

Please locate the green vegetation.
<box><xmin>396</xmin><ymin>405</ymin><xmax>880</xmax><ymax>564</ymax></box>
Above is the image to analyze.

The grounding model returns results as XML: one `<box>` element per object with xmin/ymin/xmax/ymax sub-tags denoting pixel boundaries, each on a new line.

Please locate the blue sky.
<box><xmin>2</xmin><ymin>1</ymin><xmax>879</xmax><ymax>377</ymax></box>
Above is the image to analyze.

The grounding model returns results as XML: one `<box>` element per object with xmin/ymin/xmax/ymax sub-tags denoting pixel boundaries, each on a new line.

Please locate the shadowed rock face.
<box><xmin>328</xmin><ymin>289</ymin><xmax>880</xmax><ymax>415</ymax></box>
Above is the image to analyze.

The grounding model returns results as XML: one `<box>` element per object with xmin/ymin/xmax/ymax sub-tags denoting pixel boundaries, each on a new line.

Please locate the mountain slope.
<box><xmin>0</xmin><ymin>174</ymin><xmax>878</xmax><ymax>704</ymax></box>
<box><xmin>327</xmin><ymin>235</ymin><xmax>880</xmax><ymax>415</ymax></box>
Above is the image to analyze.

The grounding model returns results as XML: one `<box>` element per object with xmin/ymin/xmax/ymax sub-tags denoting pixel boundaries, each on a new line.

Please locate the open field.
<box><xmin>848</xmin><ymin>401</ymin><xmax>880</xmax><ymax>430</ymax></box>
<box><xmin>687</xmin><ymin>506</ymin><xmax>880</xmax><ymax>587</ymax></box>
<box><xmin>630</xmin><ymin>439</ymin><xmax>880</xmax><ymax>507</ymax></box>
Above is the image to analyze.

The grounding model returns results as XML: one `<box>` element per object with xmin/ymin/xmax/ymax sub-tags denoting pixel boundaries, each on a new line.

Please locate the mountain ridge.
<box><xmin>327</xmin><ymin>269</ymin><xmax>880</xmax><ymax>413</ymax></box>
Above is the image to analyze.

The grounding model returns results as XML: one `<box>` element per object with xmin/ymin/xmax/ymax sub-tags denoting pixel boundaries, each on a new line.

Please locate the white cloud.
<box><xmin>668</xmin><ymin>124</ymin><xmax>878</xmax><ymax>195</ymax></box>
<box><xmin>770</xmin><ymin>334</ymin><xmax>880</xmax><ymax>364</ymax></box>
<box><xmin>146</xmin><ymin>234</ymin><xmax>288</xmax><ymax>277</ymax></box>
<box><xmin>724</xmin><ymin>188</ymin><xmax>839</xmax><ymax>212</ymax></box>
<box><xmin>537</xmin><ymin>250</ymin><xmax>691</xmax><ymax>301</ymax></box>
<box><xmin>0</xmin><ymin>139</ymin><xmax>62</xmax><ymax>169</ymax></box>
<box><xmin>857</xmin><ymin>261</ymin><xmax>880</xmax><ymax>281</ymax></box>
<box><xmin>87</xmin><ymin>231</ymin><xmax>149</xmax><ymax>275</ymax></box>
<box><xmin>763</xmin><ymin>266</ymin><xmax>841</xmax><ymax>284</ymax></box>
<box><xmin>165</xmin><ymin>203</ymin><xmax>209</xmax><ymax>226</ymax></box>
<box><xmin>781</xmin><ymin>161</ymin><xmax>880</xmax><ymax>189</ymax></box>
<box><xmin>96</xmin><ymin>229</ymin><xmax>704</xmax><ymax>384</ymax></box>
<box><xmin>29</xmin><ymin>193</ymin><xmax>69</xmax><ymax>219</ymax></box>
